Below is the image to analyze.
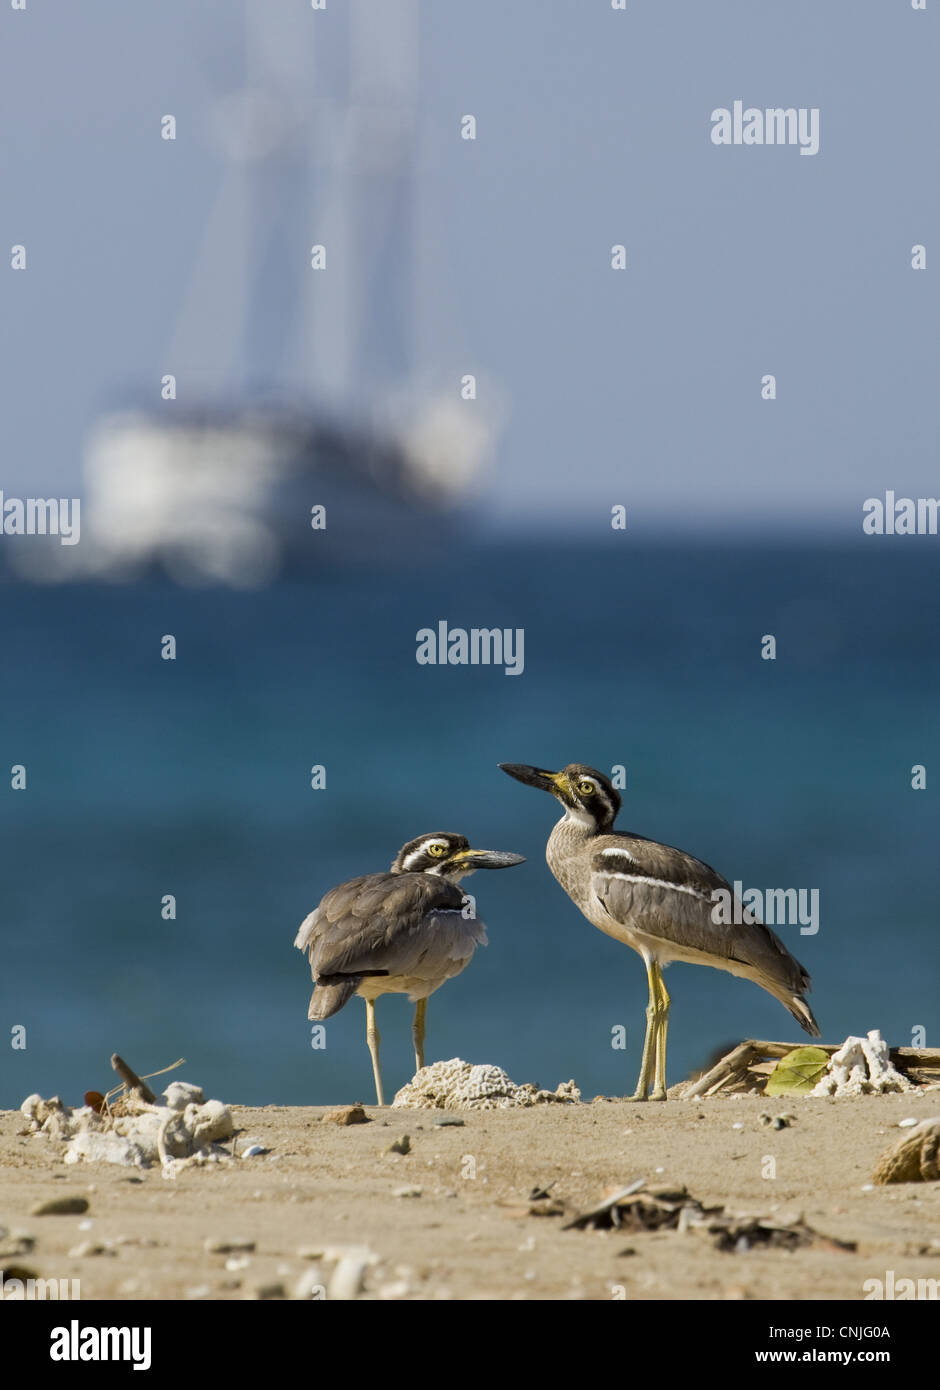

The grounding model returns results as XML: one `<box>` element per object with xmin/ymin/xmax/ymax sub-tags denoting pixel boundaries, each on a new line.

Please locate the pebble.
<box><xmin>378</xmin><ymin>1280</ymin><xmax>411</xmax><ymax>1299</ymax></box>
<box><xmin>392</xmin><ymin>1186</ymin><xmax>423</xmax><ymax>1199</ymax></box>
<box><xmin>432</xmin><ymin>1117</ymin><xmax>465</xmax><ymax>1127</ymax></box>
<box><xmin>328</xmin><ymin>1255</ymin><xmax>368</xmax><ymax>1301</ymax></box>
<box><xmin>387</xmin><ymin>1135</ymin><xmax>411</xmax><ymax>1155</ymax></box>
<box><xmin>241</xmin><ymin>1144</ymin><xmax>268</xmax><ymax>1158</ymax></box>
<box><xmin>294</xmin><ymin>1267</ymin><xmax>327</xmax><ymax>1300</ymax></box>
<box><xmin>323</xmin><ymin>1105</ymin><xmax>369</xmax><ymax>1127</ymax></box>
<box><xmin>731</xmin><ymin>1122</ymin><xmax>744</xmax><ymax>1131</ymax></box>
<box><xmin>204</xmin><ymin>1237</ymin><xmax>256</xmax><ymax>1254</ymax></box>
<box><xmin>67</xmin><ymin>1240</ymin><xmax>113</xmax><ymax>1258</ymax></box>
<box><xmin>0</xmin><ymin>1232</ymin><xmax>35</xmax><ymax>1257</ymax></box>
<box><xmin>225</xmin><ymin>1256</ymin><xmax>252</xmax><ymax>1272</ymax></box>
<box><xmin>251</xmin><ymin>1281</ymin><xmax>286</xmax><ymax>1300</ymax></box>
<box><xmin>898</xmin><ymin>1118</ymin><xmax>919</xmax><ymax>1128</ymax></box>
<box><xmin>29</xmin><ymin>1196</ymin><xmax>89</xmax><ymax>1216</ymax></box>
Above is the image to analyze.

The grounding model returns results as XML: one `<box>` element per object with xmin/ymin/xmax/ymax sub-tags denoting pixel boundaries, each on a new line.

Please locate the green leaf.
<box><xmin>764</xmin><ymin>1046</ymin><xmax>830</xmax><ymax>1096</ymax></box>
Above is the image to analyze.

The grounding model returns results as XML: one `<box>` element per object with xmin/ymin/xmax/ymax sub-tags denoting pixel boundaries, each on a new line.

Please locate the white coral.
<box><xmin>20</xmin><ymin>1084</ymin><xmax>234</xmax><ymax>1176</ymax></box>
<box><xmin>811</xmin><ymin>1030</ymin><xmax>911</xmax><ymax>1097</ymax></box>
<box><xmin>392</xmin><ymin>1058</ymin><xmax>580</xmax><ymax>1110</ymax></box>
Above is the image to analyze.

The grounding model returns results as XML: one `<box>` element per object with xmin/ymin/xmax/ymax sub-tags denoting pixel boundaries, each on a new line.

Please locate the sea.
<box><xmin>1</xmin><ymin>534</ymin><xmax>937</xmax><ymax>1109</ymax></box>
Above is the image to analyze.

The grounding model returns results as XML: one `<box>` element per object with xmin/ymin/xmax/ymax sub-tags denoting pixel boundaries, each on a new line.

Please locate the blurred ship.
<box><xmin>10</xmin><ymin>0</ymin><xmax>501</xmax><ymax>587</ymax></box>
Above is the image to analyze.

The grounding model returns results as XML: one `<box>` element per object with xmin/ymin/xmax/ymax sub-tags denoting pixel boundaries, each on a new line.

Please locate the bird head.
<box><xmin>391</xmin><ymin>832</ymin><xmax>525</xmax><ymax>880</ymax></box>
<box><xmin>499</xmin><ymin>763</ymin><xmax>621</xmax><ymax>832</ymax></box>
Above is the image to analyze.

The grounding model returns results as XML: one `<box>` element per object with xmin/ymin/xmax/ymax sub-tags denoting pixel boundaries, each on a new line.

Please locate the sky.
<box><xmin>1</xmin><ymin>0</ymin><xmax>936</xmax><ymax>534</ymax></box>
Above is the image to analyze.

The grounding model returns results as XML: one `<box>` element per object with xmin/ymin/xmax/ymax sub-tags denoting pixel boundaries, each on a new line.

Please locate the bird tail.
<box><xmin>307</xmin><ymin>970</ymin><xmax>389</xmax><ymax>1021</ymax></box>
<box><xmin>309</xmin><ymin>981</ymin><xmax>356</xmax><ymax>1020</ymax></box>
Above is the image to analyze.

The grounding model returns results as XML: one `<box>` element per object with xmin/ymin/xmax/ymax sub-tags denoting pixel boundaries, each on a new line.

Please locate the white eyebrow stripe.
<box><xmin>597</xmin><ymin>871</ymin><xmax>711</xmax><ymax>903</ymax></box>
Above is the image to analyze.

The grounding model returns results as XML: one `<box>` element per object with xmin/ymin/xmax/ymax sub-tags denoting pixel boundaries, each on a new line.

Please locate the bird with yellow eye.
<box><xmin>500</xmin><ymin>762</ymin><xmax>819</xmax><ymax>1101</ymax></box>
<box><xmin>295</xmin><ymin>831</ymin><xmax>524</xmax><ymax>1105</ymax></box>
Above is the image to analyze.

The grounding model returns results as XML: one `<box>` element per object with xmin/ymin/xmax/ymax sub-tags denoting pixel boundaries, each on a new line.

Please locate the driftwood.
<box><xmin>109</xmin><ymin>1053</ymin><xmax>157</xmax><ymax>1105</ymax></box>
<box><xmin>679</xmin><ymin>1040</ymin><xmax>940</xmax><ymax>1100</ymax></box>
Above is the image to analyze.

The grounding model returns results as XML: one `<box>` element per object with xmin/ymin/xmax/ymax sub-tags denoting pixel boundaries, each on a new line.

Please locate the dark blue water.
<box><xmin>1</xmin><ymin>536</ymin><xmax>937</xmax><ymax>1108</ymax></box>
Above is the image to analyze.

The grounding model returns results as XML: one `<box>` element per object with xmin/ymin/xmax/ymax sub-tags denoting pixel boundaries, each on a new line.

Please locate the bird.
<box><xmin>499</xmin><ymin>763</ymin><xmax>819</xmax><ymax>1102</ymax></box>
<box><xmin>294</xmin><ymin>832</ymin><xmax>525</xmax><ymax>1105</ymax></box>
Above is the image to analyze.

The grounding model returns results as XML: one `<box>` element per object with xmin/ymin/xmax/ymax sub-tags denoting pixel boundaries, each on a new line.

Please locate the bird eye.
<box><xmin>577</xmin><ymin>779</ymin><xmax>596</xmax><ymax>795</ymax></box>
<box><xmin>427</xmin><ymin>843</ymin><xmax>447</xmax><ymax>856</ymax></box>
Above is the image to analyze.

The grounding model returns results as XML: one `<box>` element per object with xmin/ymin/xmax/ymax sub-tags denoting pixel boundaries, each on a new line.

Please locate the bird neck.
<box><xmin>546</xmin><ymin>810</ymin><xmax>597</xmax><ymax>890</ymax></box>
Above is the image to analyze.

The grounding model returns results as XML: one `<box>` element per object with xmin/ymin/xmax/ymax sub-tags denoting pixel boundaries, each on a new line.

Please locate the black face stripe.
<box><xmin>559</xmin><ymin>764</ymin><xmax>621</xmax><ymax>830</ymax></box>
<box><xmin>391</xmin><ymin>833</ymin><xmax>469</xmax><ymax>874</ymax></box>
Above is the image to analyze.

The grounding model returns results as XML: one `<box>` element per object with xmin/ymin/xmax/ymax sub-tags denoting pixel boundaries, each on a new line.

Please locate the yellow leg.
<box><xmin>365</xmin><ymin>998</ymin><xmax>384</xmax><ymax>1106</ymax></box>
<box><xmin>626</xmin><ymin>958</ymin><xmax>659</xmax><ymax>1102</ymax></box>
<box><xmin>412</xmin><ymin>997</ymin><xmax>427</xmax><ymax>1074</ymax></box>
<box><xmin>650</xmin><ymin>964</ymin><xmax>670</xmax><ymax>1101</ymax></box>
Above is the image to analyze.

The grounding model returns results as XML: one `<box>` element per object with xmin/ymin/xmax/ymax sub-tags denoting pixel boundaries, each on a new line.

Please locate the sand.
<box><xmin>2</xmin><ymin>1090</ymin><xmax>939</xmax><ymax>1301</ymax></box>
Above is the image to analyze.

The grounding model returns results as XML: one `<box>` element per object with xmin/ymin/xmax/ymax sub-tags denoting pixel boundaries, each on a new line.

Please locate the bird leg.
<box><xmin>650</xmin><ymin>964</ymin><xmax>671</xmax><ymax>1101</ymax></box>
<box><xmin>365</xmin><ymin>998</ymin><xmax>385</xmax><ymax>1106</ymax></box>
<box><xmin>412</xmin><ymin>997</ymin><xmax>427</xmax><ymax>1074</ymax></box>
<box><xmin>626</xmin><ymin>958</ymin><xmax>660</xmax><ymax>1101</ymax></box>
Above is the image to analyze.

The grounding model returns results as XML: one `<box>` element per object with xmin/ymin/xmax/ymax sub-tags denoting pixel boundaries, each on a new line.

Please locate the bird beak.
<box><xmin>456</xmin><ymin>848</ymin><xmax>526</xmax><ymax>870</ymax></box>
<box><xmin>499</xmin><ymin>763</ymin><xmax>564</xmax><ymax>796</ymax></box>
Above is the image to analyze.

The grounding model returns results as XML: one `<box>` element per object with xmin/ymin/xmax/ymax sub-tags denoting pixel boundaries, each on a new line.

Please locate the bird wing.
<box><xmin>589</xmin><ymin>836</ymin><xmax>810</xmax><ymax>994</ymax></box>
<box><xmin>295</xmin><ymin>871</ymin><xmax>487</xmax><ymax>984</ymax></box>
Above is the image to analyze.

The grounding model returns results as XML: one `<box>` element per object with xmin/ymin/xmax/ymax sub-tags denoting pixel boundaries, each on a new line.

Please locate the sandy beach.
<box><xmin>2</xmin><ymin>1089</ymin><xmax>938</xmax><ymax>1302</ymax></box>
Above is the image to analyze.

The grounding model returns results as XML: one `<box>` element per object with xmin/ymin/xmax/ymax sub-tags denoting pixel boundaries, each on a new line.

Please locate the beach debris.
<box><xmin>528</xmin><ymin>1183</ymin><xmax>565</xmax><ymax>1217</ymax></box>
<box><xmin>67</xmin><ymin>1240</ymin><xmax>113</xmax><ymax>1258</ymax></box>
<box><xmin>872</xmin><ymin>1117</ymin><xmax>940</xmax><ymax>1184</ymax></box>
<box><xmin>250</xmin><ymin>1281</ymin><xmax>286</xmax><ymax>1300</ymax></box>
<box><xmin>327</xmin><ymin>1248</ymin><xmax>379</xmax><ymax>1301</ymax></box>
<box><xmin>562</xmin><ymin>1180</ymin><xmax>854</xmax><ymax>1252</ymax></box>
<box><xmin>0</xmin><ymin>1232</ymin><xmax>35</xmax><ymax>1259</ymax></box>
<box><xmin>110</xmin><ymin>1053</ymin><xmax>157</xmax><ymax>1104</ymax></box>
<box><xmin>563</xmin><ymin>1181</ymin><xmax>708</xmax><ymax>1232</ymax></box>
<box><xmin>387</xmin><ymin>1135</ymin><xmax>411</xmax><ymax>1155</ymax></box>
<box><xmin>204</xmin><ymin>1237</ymin><xmax>256</xmax><ymax>1255</ymax></box>
<box><xmin>392</xmin><ymin>1059</ymin><xmax>581</xmax><ymax>1111</ymax></box>
<box><xmin>322</xmin><ymin>1104</ymin><xmax>369</xmax><ymax>1126</ymax></box>
<box><xmin>759</xmin><ymin>1112</ymin><xmax>794</xmax><ymax>1128</ymax></box>
<box><xmin>706</xmin><ymin>1216</ymin><xmax>855</xmax><ymax>1255</ymax></box>
<box><xmin>163</xmin><ymin>1082</ymin><xmax>205</xmax><ymax>1111</ymax></box>
<box><xmin>294</xmin><ymin>1267</ymin><xmax>326</xmax><ymax>1300</ymax></box>
<box><xmin>240</xmin><ymin>1144</ymin><xmax>267</xmax><ymax>1158</ymax></box>
<box><xmin>765</xmin><ymin>1046</ymin><xmax>830</xmax><ymax>1096</ymax></box>
<box><xmin>679</xmin><ymin>1035</ymin><xmax>940</xmax><ymax>1098</ymax></box>
<box><xmin>20</xmin><ymin>1062</ymin><xmax>235</xmax><ymax>1176</ymax></box>
<box><xmin>29</xmin><ymin>1196</ymin><xmax>89</xmax><ymax>1217</ymax></box>
<box><xmin>810</xmin><ymin>1031</ymin><xmax>911</xmax><ymax>1096</ymax></box>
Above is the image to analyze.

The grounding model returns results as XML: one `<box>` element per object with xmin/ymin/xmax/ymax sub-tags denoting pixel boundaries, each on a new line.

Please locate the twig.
<box><xmin>110</xmin><ymin>1053</ymin><xmax>157</xmax><ymax>1104</ymax></box>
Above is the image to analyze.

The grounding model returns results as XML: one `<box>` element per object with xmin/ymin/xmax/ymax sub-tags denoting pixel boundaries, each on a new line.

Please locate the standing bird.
<box><xmin>294</xmin><ymin>832</ymin><xmax>524</xmax><ymax>1105</ymax></box>
<box><xmin>499</xmin><ymin>763</ymin><xmax>819</xmax><ymax>1101</ymax></box>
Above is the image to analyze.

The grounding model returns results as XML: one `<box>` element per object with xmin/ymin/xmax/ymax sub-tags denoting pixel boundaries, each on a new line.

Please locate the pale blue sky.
<box><xmin>1</xmin><ymin>0</ymin><xmax>936</xmax><ymax>533</ymax></box>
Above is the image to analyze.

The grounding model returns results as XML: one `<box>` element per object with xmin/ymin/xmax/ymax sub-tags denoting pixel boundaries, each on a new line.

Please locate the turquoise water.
<box><xmin>1</xmin><ymin>536</ymin><xmax>937</xmax><ymax>1107</ymax></box>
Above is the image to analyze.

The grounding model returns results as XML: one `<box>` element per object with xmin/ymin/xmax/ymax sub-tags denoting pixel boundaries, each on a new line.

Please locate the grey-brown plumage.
<box><xmin>294</xmin><ymin>832</ymin><xmax>524</xmax><ymax>1104</ymax></box>
<box><xmin>500</xmin><ymin>762</ymin><xmax>819</xmax><ymax>1101</ymax></box>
